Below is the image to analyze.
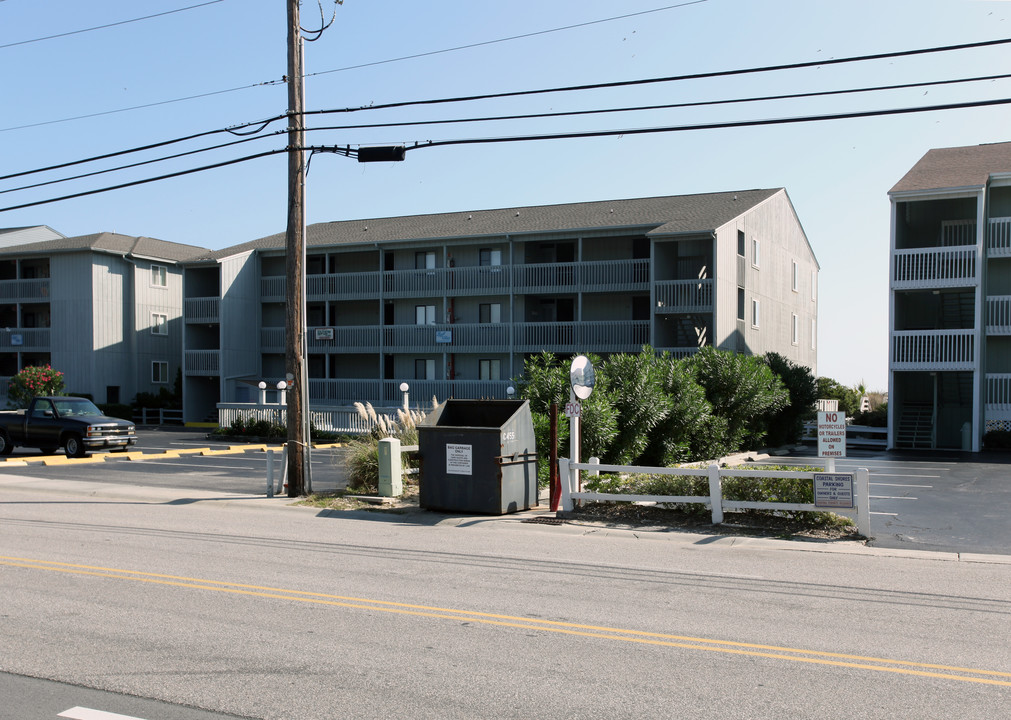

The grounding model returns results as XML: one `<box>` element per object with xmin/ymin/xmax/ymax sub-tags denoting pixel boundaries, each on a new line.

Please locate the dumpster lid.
<box><xmin>420</xmin><ymin>399</ymin><xmax>529</xmax><ymax>428</ymax></box>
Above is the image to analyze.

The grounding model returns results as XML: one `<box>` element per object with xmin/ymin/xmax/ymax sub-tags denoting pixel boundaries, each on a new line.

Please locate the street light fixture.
<box><xmin>399</xmin><ymin>382</ymin><xmax>409</xmax><ymax>412</ymax></box>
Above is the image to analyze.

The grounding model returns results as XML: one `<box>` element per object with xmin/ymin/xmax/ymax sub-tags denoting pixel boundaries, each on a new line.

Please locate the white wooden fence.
<box><xmin>558</xmin><ymin>459</ymin><xmax>870</xmax><ymax>537</ymax></box>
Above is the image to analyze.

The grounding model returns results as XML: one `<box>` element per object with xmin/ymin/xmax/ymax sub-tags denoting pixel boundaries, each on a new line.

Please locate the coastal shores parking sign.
<box><xmin>817</xmin><ymin>411</ymin><xmax>846</xmax><ymax>458</ymax></box>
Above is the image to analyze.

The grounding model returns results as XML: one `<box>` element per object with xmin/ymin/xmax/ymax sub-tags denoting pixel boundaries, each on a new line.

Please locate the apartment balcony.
<box><xmin>986</xmin><ymin>373</ymin><xmax>1011</xmax><ymax>412</ymax></box>
<box><xmin>513</xmin><ymin>320</ymin><xmax>648</xmax><ymax>352</ymax></box>
<box><xmin>185</xmin><ymin>349</ymin><xmax>220</xmax><ymax>376</ymax></box>
<box><xmin>0</xmin><ymin>278</ymin><xmax>50</xmax><ymax>301</ymax></box>
<box><xmin>0</xmin><ymin>328</ymin><xmax>50</xmax><ymax>351</ymax></box>
<box><xmin>308</xmin><ymin>378</ymin><xmax>513</xmax><ymax>405</ymax></box>
<box><xmin>986</xmin><ymin>296</ymin><xmax>1011</xmax><ymax>335</ymax></box>
<box><xmin>258</xmin><ymin>259</ymin><xmax>650</xmax><ymax>301</ymax></box>
<box><xmin>184</xmin><ymin>297</ymin><xmax>220</xmax><ymax>324</ymax></box>
<box><xmin>654</xmin><ymin>279</ymin><xmax>713</xmax><ymax>313</ymax></box>
<box><xmin>892</xmin><ymin>246</ymin><xmax>977</xmax><ymax>290</ymax></box>
<box><xmin>891</xmin><ymin>329</ymin><xmax>975</xmax><ymax>370</ymax></box>
<box><xmin>988</xmin><ymin>217</ymin><xmax>1011</xmax><ymax>257</ymax></box>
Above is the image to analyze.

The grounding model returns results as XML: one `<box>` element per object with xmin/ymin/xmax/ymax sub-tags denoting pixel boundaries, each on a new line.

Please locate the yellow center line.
<box><xmin>2</xmin><ymin>554</ymin><xmax>1008</xmax><ymax>687</ymax></box>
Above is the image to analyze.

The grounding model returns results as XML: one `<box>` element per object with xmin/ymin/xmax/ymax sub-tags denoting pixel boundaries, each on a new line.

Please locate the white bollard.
<box><xmin>855</xmin><ymin>467</ymin><xmax>871</xmax><ymax>538</ymax></box>
<box><xmin>559</xmin><ymin>458</ymin><xmax>572</xmax><ymax>512</ymax></box>
<box><xmin>266</xmin><ymin>449</ymin><xmax>275</xmax><ymax>497</ymax></box>
<box><xmin>707</xmin><ymin>463</ymin><xmax>723</xmax><ymax>524</ymax></box>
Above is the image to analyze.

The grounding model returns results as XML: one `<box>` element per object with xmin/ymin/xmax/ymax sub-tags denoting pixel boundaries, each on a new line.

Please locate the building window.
<box><xmin>811</xmin><ymin>318</ymin><xmax>817</xmax><ymax>350</ymax></box>
<box><xmin>737</xmin><ymin>287</ymin><xmax>745</xmax><ymax>321</ymax></box>
<box><xmin>751</xmin><ymin>299</ymin><xmax>760</xmax><ymax>328</ymax></box>
<box><xmin>415</xmin><ymin>305</ymin><xmax>435</xmax><ymax>325</ymax></box>
<box><xmin>479</xmin><ymin>248</ymin><xmax>502</xmax><ymax>266</ymax></box>
<box><xmin>479</xmin><ymin>359</ymin><xmax>501</xmax><ymax>381</ymax></box>
<box><xmin>737</xmin><ymin>230</ymin><xmax>745</xmax><ymax>257</ymax></box>
<box><xmin>791</xmin><ymin>313</ymin><xmax>799</xmax><ymax>345</ymax></box>
<box><xmin>415</xmin><ymin>358</ymin><xmax>435</xmax><ymax>380</ymax></box>
<box><xmin>752</xmin><ymin>238</ymin><xmax>760</xmax><ymax>268</ymax></box>
<box><xmin>415</xmin><ymin>251</ymin><xmax>435</xmax><ymax>270</ymax></box>
<box><xmin>151</xmin><ymin>313</ymin><xmax>167</xmax><ymax>335</ymax></box>
<box><xmin>151</xmin><ymin>265</ymin><xmax>167</xmax><ymax>287</ymax></box>
<box><xmin>792</xmin><ymin>260</ymin><xmax>799</xmax><ymax>292</ymax></box>
<box><xmin>152</xmin><ymin>361</ymin><xmax>168</xmax><ymax>383</ymax></box>
<box><xmin>479</xmin><ymin>303</ymin><xmax>501</xmax><ymax>323</ymax></box>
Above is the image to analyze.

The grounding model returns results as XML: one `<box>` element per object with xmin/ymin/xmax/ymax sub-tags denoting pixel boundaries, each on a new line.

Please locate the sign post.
<box><xmin>817</xmin><ymin>411</ymin><xmax>847</xmax><ymax>472</ymax></box>
<box><xmin>568</xmin><ymin>355</ymin><xmax>595</xmax><ymax>500</ymax></box>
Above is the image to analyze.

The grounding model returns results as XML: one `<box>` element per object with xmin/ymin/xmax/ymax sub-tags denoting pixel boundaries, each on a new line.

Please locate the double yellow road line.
<box><xmin>2</xmin><ymin>554</ymin><xmax>1009</xmax><ymax>688</ymax></box>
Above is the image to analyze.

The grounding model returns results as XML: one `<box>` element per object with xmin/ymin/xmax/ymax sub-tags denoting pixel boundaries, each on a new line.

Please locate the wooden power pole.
<box><xmin>285</xmin><ymin>0</ymin><xmax>309</xmax><ymax>496</ymax></box>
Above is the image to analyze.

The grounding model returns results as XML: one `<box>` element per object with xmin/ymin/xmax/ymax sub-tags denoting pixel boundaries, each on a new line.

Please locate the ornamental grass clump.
<box><xmin>345</xmin><ymin>402</ymin><xmax>429</xmax><ymax>493</ymax></box>
<box><xmin>7</xmin><ymin>365</ymin><xmax>65</xmax><ymax>409</ymax></box>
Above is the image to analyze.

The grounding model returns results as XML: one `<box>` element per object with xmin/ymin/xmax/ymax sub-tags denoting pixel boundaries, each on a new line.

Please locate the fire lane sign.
<box><xmin>817</xmin><ymin>411</ymin><xmax>847</xmax><ymax>458</ymax></box>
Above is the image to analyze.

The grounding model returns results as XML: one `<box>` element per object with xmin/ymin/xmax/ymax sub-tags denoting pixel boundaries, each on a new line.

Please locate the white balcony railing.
<box><xmin>0</xmin><ymin>327</ymin><xmax>50</xmax><ymax>350</ymax></box>
<box><xmin>0</xmin><ymin>278</ymin><xmax>50</xmax><ymax>300</ymax></box>
<box><xmin>986</xmin><ymin>373</ymin><xmax>1011</xmax><ymax>412</ymax></box>
<box><xmin>988</xmin><ymin>217</ymin><xmax>1011</xmax><ymax>257</ymax></box>
<box><xmin>306</xmin><ymin>379</ymin><xmax>514</xmax><ymax>406</ymax></box>
<box><xmin>986</xmin><ymin>296</ymin><xmax>1011</xmax><ymax>335</ymax></box>
<box><xmin>892</xmin><ymin>246</ymin><xmax>977</xmax><ymax>289</ymax></box>
<box><xmin>184</xmin><ymin>297</ymin><xmax>220</xmax><ymax>323</ymax></box>
<box><xmin>185</xmin><ymin>349</ymin><xmax>220</xmax><ymax>375</ymax></box>
<box><xmin>655</xmin><ymin>279</ymin><xmax>713</xmax><ymax>312</ymax></box>
<box><xmin>891</xmin><ymin>329</ymin><xmax>975</xmax><ymax>370</ymax></box>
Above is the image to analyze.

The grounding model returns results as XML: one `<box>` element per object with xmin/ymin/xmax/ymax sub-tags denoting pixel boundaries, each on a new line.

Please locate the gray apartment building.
<box><xmin>0</xmin><ymin>228</ymin><xmax>204</xmax><ymax>406</ymax></box>
<box><xmin>181</xmin><ymin>189</ymin><xmax>819</xmax><ymax>423</ymax></box>
<box><xmin>888</xmin><ymin>141</ymin><xmax>1011</xmax><ymax>451</ymax></box>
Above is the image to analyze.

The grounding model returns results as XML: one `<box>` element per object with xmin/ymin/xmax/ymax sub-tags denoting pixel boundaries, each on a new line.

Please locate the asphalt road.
<box><xmin>1</xmin><ymin>483</ymin><xmax>1008</xmax><ymax>719</ymax></box>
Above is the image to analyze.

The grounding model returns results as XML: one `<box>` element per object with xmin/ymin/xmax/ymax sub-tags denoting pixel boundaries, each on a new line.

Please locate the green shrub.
<box><xmin>98</xmin><ymin>403</ymin><xmax>134</xmax><ymax>421</ymax></box>
<box><xmin>344</xmin><ymin>404</ymin><xmax>423</xmax><ymax>493</ymax></box>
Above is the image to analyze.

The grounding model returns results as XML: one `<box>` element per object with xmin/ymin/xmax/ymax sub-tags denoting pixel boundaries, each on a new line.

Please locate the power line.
<box><xmin>403</xmin><ymin>96</ymin><xmax>1011</xmax><ymax>153</ymax></box>
<box><xmin>5</xmin><ymin>72</ymin><xmax>1007</xmax><ymax>193</ymax></box>
<box><xmin>0</xmin><ymin>1</ymin><xmax>226</xmax><ymax>50</ymax></box>
<box><xmin>0</xmin><ymin>1</ymin><xmax>703</xmax><ymax>133</ymax></box>
<box><xmin>4</xmin><ymin>96</ymin><xmax>1010</xmax><ymax>214</ymax></box>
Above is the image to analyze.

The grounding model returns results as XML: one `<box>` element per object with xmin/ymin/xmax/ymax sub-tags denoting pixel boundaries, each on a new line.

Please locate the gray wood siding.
<box><xmin>48</xmin><ymin>254</ymin><xmax>96</xmax><ymax>395</ymax></box>
<box><xmin>221</xmin><ymin>252</ymin><xmax>259</xmax><ymax>380</ymax></box>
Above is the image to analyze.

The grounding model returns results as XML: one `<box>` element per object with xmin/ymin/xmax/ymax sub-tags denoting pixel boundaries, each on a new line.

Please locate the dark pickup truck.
<box><xmin>0</xmin><ymin>396</ymin><xmax>137</xmax><ymax>458</ymax></box>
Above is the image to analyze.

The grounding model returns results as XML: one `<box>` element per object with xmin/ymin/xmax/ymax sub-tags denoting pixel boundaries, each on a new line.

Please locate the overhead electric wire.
<box><xmin>6</xmin><ymin>34</ymin><xmax>1011</xmax><ymax>181</ymax></box>
<box><xmin>5</xmin><ymin>71</ymin><xmax>1008</xmax><ymax>195</ymax></box>
<box><xmin>0</xmin><ymin>2</ymin><xmax>704</xmax><ymax>133</ymax></box>
<box><xmin>402</xmin><ymin>96</ymin><xmax>1011</xmax><ymax>153</ymax></box>
<box><xmin>4</xmin><ymin>95</ymin><xmax>1011</xmax><ymax>214</ymax></box>
<box><xmin>0</xmin><ymin>1</ymin><xmax>226</xmax><ymax>50</ymax></box>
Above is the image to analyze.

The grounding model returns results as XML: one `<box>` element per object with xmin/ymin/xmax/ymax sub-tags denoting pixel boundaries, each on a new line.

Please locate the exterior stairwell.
<box><xmin>895</xmin><ymin>403</ymin><xmax>934</xmax><ymax>449</ymax></box>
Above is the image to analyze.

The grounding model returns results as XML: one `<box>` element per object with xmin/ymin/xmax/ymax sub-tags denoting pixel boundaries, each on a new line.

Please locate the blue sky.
<box><xmin>3</xmin><ymin>0</ymin><xmax>1010</xmax><ymax>391</ymax></box>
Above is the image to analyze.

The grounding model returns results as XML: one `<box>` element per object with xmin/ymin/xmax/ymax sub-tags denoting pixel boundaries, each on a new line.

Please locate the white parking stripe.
<box><xmin>871</xmin><ymin>483</ymin><xmax>932</xmax><ymax>488</ymax></box>
<box><xmin>59</xmin><ymin>707</ymin><xmax>147</xmax><ymax>720</ymax></box>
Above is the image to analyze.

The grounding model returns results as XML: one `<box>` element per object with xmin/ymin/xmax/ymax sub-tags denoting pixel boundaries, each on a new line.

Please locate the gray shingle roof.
<box><xmin>890</xmin><ymin>141</ymin><xmax>1011</xmax><ymax>194</ymax></box>
<box><xmin>0</xmin><ymin>232</ymin><xmax>206</xmax><ymax>262</ymax></box>
<box><xmin>203</xmin><ymin>189</ymin><xmax>783</xmax><ymax>259</ymax></box>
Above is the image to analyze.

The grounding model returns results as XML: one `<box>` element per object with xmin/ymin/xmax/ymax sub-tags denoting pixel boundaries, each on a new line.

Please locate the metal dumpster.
<box><xmin>417</xmin><ymin>399</ymin><xmax>538</xmax><ymax>514</ymax></box>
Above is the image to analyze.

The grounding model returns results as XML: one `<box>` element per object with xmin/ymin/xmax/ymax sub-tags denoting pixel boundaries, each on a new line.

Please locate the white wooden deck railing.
<box><xmin>986</xmin><ymin>296</ymin><xmax>1011</xmax><ymax>334</ymax></box>
<box><xmin>891</xmin><ymin>329</ymin><xmax>975</xmax><ymax>369</ymax></box>
<box><xmin>986</xmin><ymin>374</ymin><xmax>1011</xmax><ymax>412</ymax></box>
<box><xmin>0</xmin><ymin>278</ymin><xmax>50</xmax><ymax>300</ymax></box>
<box><xmin>892</xmin><ymin>246</ymin><xmax>977</xmax><ymax>288</ymax></box>
<box><xmin>0</xmin><ymin>328</ymin><xmax>50</xmax><ymax>349</ymax></box>
<box><xmin>185</xmin><ymin>349</ymin><xmax>220</xmax><ymax>375</ymax></box>
<box><xmin>184</xmin><ymin>297</ymin><xmax>220</xmax><ymax>323</ymax></box>
<box><xmin>654</xmin><ymin>279</ymin><xmax>713</xmax><ymax>311</ymax></box>
<box><xmin>988</xmin><ymin>217</ymin><xmax>1011</xmax><ymax>256</ymax></box>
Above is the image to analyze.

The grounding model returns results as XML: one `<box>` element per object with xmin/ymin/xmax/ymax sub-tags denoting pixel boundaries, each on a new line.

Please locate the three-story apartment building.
<box><xmin>888</xmin><ymin>141</ymin><xmax>1011</xmax><ymax>451</ymax></box>
<box><xmin>182</xmin><ymin>189</ymin><xmax>819</xmax><ymax>423</ymax></box>
<box><xmin>0</xmin><ymin>230</ymin><xmax>204</xmax><ymax>406</ymax></box>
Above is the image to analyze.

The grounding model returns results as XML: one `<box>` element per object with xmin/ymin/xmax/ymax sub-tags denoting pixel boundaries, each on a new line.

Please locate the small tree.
<box><xmin>8</xmin><ymin>365</ymin><xmax>65</xmax><ymax>409</ymax></box>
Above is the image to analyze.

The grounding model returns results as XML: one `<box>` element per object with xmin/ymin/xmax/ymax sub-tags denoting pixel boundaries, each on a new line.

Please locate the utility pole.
<box><xmin>285</xmin><ymin>0</ymin><xmax>309</xmax><ymax>496</ymax></box>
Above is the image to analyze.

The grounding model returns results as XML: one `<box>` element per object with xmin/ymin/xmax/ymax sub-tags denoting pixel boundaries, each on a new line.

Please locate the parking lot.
<box><xmin>0</xmin><ymin>427</ymin><xmax>349</xmax><ymax>495</ymax></box>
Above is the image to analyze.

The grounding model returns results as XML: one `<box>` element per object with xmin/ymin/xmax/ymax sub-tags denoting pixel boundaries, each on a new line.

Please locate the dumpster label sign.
<box><xmin>813</xmin><ymin>473</ymin><xmax>854</xmax><ymax>508</ymax></box>
<box><xmin>446</xmin><ymin>443</ymin><xmax>472</xmax><ymax>475</ymax></box>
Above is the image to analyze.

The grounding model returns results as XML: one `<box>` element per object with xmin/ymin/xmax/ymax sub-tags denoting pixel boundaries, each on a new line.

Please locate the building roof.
<box><xmin>890</xmin><ymin>141</ymin><xmax>1011</xmax><ymax>194</ymax></box>
<box><xmin>0</xmin><ymin>232</ymin><xmax>206</xmax><ymax>263</ymax></box>
<box><xmin>200</xmin><ymin>188</ymin><xmax>784</xmax><ymax>259</ymax></box>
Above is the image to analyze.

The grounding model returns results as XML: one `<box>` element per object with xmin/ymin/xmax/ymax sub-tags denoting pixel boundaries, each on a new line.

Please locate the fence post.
<box><xmin>855</xmin><ymin>468</ymin><xmax>871</xmax><ymax>538</ymax></box>
<box><xmin>587</xmin><ymin>456</ymin><xmax>599</xmax><ymax>478</ymax></box>
<box><xmin>266</xmin><ymin>449</ymin><xmax>275</xmax><ymax>497</ymax></box>
<box><xmin>708</xmin><ymin>463</ymin><xmax>723</xmax><ymax>524</ymax></box>
<box><xmin>558</xmin><ymin>458</ymin><xmax>572</xmax><ymax>513</ymax></box>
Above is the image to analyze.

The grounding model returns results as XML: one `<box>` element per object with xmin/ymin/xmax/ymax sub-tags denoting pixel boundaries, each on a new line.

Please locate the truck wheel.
<box><xmin>64</xmin><ymin>433</ymin><xmax>87</xmax><ymax>458</ymax></box>
<box><xmin>0</xmin><ymin>431</ymin><xmax>13</xmax><ymax>456</ymax></box>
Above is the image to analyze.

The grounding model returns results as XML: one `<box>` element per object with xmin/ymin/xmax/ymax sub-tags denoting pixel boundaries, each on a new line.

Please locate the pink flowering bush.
<box><xmin>7</xmin><ymin>365</ymin><xmax>66</xmax><ymax>409</ymax></box>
